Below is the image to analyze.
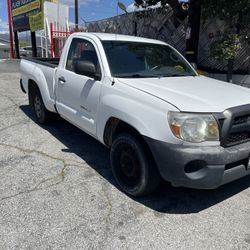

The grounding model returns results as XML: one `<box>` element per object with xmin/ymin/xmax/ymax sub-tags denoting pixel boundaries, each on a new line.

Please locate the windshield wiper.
<box><xmin>115</xmin><ymin>73</ymin><xmax>162</xmax><ymax>78</ymax></box>
<box><xmin>161</xmin><ymin>73</ymin><xmax>195</xmax><ymax>77</ymax></box>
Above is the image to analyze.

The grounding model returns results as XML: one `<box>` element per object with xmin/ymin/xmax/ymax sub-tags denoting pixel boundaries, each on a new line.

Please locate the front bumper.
<box><xmin>145</xmin><ymin>137</ymin><xmax>250</xmax><ymax>189</ymax></box>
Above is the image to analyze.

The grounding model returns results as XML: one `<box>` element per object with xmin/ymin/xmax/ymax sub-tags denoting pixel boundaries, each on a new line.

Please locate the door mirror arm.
<box><xmin>94</xmin><ymin>72</ymin><xmax>102</xmax><ymax>81</ymax></box>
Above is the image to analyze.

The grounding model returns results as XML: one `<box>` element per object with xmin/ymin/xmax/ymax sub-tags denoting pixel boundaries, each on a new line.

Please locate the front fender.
<box><xmin>97</xmin><ymin>93</ymin><xmax>181</xmax><ymax>144</ymax></box>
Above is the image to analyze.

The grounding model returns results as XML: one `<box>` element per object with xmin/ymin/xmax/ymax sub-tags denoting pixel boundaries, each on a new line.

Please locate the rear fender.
<box><xmin>20</xmin><ymin>60</ymin><xmax>56</xmax><ymax>112</ymax></box>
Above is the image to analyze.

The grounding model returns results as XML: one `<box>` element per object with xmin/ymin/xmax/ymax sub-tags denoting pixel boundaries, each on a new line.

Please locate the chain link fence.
<box><xmin>87</xmin><ymin>8</ymin><xmax>250</xmax><ymax>73</ymax></box>
<box><xmin>87</xmin><ymin>8</ymin><xmax>187</xmax><ymax>52</ymax></box>
<box><xmin>198</xmin><ymin>20</ymin><xmax>250</xmax><ymax>73</ymax></box>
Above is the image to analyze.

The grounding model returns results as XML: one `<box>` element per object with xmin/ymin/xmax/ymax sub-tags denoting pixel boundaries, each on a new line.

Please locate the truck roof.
<box><xmin>73</xmin><ymin>32</ymin><xmax>167</xmax><ymax>45</ymax></box>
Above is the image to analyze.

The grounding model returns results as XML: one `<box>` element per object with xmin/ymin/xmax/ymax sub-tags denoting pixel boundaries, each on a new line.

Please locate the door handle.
<box><xmin>58</xmin><ymin>76</ymin><xmax>66</xmax><ymax>85</ymax></box>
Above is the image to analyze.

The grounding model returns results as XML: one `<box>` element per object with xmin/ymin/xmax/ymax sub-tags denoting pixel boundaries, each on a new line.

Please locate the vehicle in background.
<box><xmin>20</xmin><ymin>46</ymin><xmax>47</xmax><ymax>58</ymax></box>
<box><xmin>19</xmin><ymin>46</ymin><xmax>32</xmax><ymax>57</ymax></box>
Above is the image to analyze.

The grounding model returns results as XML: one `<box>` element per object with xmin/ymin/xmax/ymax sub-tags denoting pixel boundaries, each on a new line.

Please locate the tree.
<box><xmin>135</xmin><ymin>0</ymin><xmax>176</xmax><ymax>8</ymax></box>
<box><xmin>202</xmin><ymin>0</ymin><xmax>250</xmax><ymax>82</ymax></box>
<box><xmin>134</xmin><ymin>0</ymin><xmax>189</xmax><ymax>21</ymax></box>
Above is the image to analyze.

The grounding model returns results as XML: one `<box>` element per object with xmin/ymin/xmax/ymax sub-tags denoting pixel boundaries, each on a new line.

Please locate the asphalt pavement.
<box><xmin>0</xmin><ymin>59</ymin><xmax>250</xmax><ymax>250</ymax></box>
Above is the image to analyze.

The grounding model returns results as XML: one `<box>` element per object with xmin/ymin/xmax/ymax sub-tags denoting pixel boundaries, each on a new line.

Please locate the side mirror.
<box><xmin>75</xmin><ymin>60</ymin><xmax>100</xmax><ymax>80</ymax></box>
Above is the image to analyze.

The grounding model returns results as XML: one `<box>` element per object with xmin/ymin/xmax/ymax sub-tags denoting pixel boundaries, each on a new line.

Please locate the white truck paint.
<box><xmin>20</xmin><ymin>33</ymin><xmax>250</xmax><ymax>196</ymax></box>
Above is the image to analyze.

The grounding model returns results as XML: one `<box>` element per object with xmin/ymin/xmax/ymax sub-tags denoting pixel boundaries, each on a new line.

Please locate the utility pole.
<box><xmin>185</xmin><ymin>0</ymin><xmax>201</xmax><ymax>64</ymax></box>
<box><xmin>7</xmin><ymin>0</ymin><xmax>14</xmax><ymax>58</ymax></box>
<box><xmin>14</xmin><ymin>32</ymin><xmax>20</xmax><ymax>59</ymax></box>
<box><xmin>75</xmin><ymin>0</ymin><xmax>79</xmax><ymax>31</ymax></box>
<box><xmin>31</xmin><ymin>31</ymin><xmax>37</xmax><ymax>57</ymax></box>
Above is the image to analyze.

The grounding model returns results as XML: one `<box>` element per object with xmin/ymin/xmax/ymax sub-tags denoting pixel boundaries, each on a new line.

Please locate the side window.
<box><xmin>66</xmin><ymin>38</ymin><xmax>100</xmax><ymax>75</ymax></box>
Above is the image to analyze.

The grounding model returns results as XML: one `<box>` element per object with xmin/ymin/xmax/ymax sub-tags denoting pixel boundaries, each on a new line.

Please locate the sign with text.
<box><xmin>29</xmin><ymin>11</ymin><xmax>44</xmax><ymax>32</ymax></box>
<box><xmin>11</xmin><ymin>0</ymin><xmax>42</xmax><ymax>32</ymax></box>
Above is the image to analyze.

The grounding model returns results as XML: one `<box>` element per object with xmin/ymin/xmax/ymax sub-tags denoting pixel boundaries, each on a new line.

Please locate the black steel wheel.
<box><xmin>110</xmin><ymin>133</ymin><xmax>160</xmax><ymax>197</ymax></box>
<box><xmin>29</xmin><ymin>85</ymin><xmax>53</xmax><ymax>124</ymax></box>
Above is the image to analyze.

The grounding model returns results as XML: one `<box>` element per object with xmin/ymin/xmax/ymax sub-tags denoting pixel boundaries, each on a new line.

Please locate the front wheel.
<box><xmin>110</xmin><ymin>133</ymin><xmax>160</xmax><ymax>197</ymax></box>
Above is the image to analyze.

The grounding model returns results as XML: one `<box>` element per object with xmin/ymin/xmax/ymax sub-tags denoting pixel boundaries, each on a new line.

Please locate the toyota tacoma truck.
<box><xmin>20</xmin><ymin>33</ymin><xmax>250</xmax><ymax>196</ymax></box>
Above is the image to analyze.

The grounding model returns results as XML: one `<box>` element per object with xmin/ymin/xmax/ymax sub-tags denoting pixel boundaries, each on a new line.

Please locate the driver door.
<box><xmin>56</xmin><ymin>38</ymin><xmax>102</xmax><ymax>136</ymax></box>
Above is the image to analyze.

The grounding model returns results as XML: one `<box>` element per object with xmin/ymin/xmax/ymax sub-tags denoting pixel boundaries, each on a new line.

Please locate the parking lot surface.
<box><xmin>0</xmin><ymin>60</ymin><xmax>250</xmax><ymax>250</ymax></box>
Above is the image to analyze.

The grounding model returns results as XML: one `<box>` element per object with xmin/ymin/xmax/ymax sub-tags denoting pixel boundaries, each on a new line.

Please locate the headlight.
<box><xmin>168</xmin><ymin>112</ymin><xmax>219</xmax><ymax>143</ymax></box>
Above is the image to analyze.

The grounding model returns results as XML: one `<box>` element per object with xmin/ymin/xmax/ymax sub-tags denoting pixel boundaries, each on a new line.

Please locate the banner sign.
<box><xmin>11</xmin><ymin>0</ymin><xmax>42</xmax><ymax>32</ymax></box>
<box><xmin>29</xmin><ymin>11</ymin><xmax>44</xmax><ymax>32</ymax></box>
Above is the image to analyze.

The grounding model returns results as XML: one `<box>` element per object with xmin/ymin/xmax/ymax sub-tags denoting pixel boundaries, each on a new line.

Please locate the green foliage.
<box><xmin>134</xmin><ymin>0</ymin><xmax>162</xmax><ymax>7</ymax></box>
<box><xmin>19</xmin><ymin>41</ymin><xmax>28</xmax><ymax>48</ymax></box>
<box><xmin>202</xmin><ymin>0</ymin><xmax>250</xmax><ymax>28</ymax></box>
<box><xmin>134</xmin><ymin>0</ymin><xmax>188</xmax><ymax>20</ymax></box>
<box><xmin>202</xmin><ymin>0</ymin><xmax>250</xmax><ymax>61</ymax></box>
<box><xmin>202</xmin><ymin>0</ymin><xmax>250</xmax><ymax>33</ymax></box>
<box><xmin>210</xmin><ymin>33</ymin><xmax>241</xmax><ymax>61</ymax></box>
<box><xmin>134</xmin><ymin>0</ymin><xmax>178</xmax><ymax>9</ymax></box>
<box><xmin>202</xmin><ymin>0</ymin><xmax>250</xmax><ymax>27</ymax></box>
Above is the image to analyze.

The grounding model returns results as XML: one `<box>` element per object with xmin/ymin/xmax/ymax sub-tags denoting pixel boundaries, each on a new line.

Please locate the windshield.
<box><xmin>102</xmin><ymin>41</ymin><xmax>196</xmax><ymax>78</ymax></box>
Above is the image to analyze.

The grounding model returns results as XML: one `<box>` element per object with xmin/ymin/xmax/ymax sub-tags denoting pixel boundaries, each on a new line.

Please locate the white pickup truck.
<box><xmin>20</xmin><ymin>32</ymin><xmax>250</xmax><ymax>196</ymax></box>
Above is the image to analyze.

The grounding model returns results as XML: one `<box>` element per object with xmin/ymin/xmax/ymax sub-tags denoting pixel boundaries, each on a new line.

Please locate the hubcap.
<box><xmin>34</xmin><ymin>95</ymin><xmax>42</xmax><ymax>118</ymax></box>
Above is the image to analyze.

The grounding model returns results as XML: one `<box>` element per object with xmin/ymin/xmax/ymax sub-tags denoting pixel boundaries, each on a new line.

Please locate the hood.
<box><xmin>117</xmin><ymin>76</ymin><xmax>250</xmax><ymax>113</ymax></box>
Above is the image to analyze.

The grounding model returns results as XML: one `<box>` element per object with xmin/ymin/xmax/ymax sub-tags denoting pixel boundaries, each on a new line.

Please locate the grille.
<box><xmin>225</xmin><ymin>114</ymin><xmax>250</xmax><ymax>146</ymax></box>
<box><xmin>226</xmin><ymin>132</ymin><xmax>250</xmax><ymax>145</ymax></box>
<box><xmin>234</xmin><ymin>115</ymin><xmax>250</xmax><ymax>125</ymax></box>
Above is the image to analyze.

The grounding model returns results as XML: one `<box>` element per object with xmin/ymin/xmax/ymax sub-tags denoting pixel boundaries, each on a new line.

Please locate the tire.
<box><xmin>29</xmin><ymin>85</ymin><xmax>53</xmax><ymax>124</ymax></box>
<box><xmin>110</xmin><ymin>133</ymin><xmax>160</xmax><ymax>197</ymax></box>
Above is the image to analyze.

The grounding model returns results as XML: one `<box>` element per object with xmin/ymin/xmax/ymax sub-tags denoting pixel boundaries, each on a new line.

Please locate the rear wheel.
<box><xmin>29</xmin><ymin>85</ymin><xmax>53</xmax><ymax>124</ymax></box>
<box><xmin>110</xmin><ymin>133</ymin><xmax>160</xmax><ymax>197</ymax></box>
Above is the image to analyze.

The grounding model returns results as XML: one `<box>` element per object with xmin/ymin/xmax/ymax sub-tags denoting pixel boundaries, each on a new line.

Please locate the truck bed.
<box><xmin>23</xmin><ymin>57</ymin><xmax>60</xmax><ymax>68</ymax></box>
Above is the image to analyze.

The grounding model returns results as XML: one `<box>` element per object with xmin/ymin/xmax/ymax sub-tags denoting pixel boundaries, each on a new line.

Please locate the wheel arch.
<box><xmin>28</xmin><ymin>79</ymin><xmax>38</xmax><ymax>106</ymax></box>
<box><xmin>104</xmin><ymin>117</ymin><xmax>158</xmax><ymax>161</ymax></box>
<box><xmin>103</xmin><ymin>117</ymin><xmax>142</xmax><ymax>146</ymax></box>
<box><xmin>27</xmin><ymin>78</ymin><xmax>55</xmax><ymax>113</ymax></box>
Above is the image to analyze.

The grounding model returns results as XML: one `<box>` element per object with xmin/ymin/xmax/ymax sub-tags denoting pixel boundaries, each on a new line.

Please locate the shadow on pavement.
<box><xmin>20</xmin><ymin>105</ymin><xmax>250</xmax><ymax>214</ymax></box>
